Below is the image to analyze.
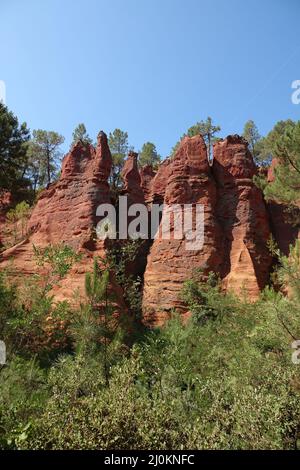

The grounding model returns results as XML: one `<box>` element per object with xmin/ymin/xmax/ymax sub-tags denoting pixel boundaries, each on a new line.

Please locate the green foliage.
<box><xmin>1</xmin><ymin>241</ymin><xmax>300</xmax><ymax>450</ymax></box>
<box><xmin>71</xmin><ymin>258</ymin><xmax>128</xmax><ymax>384</ymax></box>
<box><xmin>138</xmin><ymin>142</ymin><xmax>161</xmax><ymax>168</ymax></box>
<box><xmin>33</xmin><ymin>243</ymin><xmax>82</xmax><ymax>291</ymax></box>
<box><xmin>71</xmin><ymin>123</ymin><xmax>92</xmax><ymax>147</ymax></box>
<box><xmin>0</xmin><ymin>356</ymin><xmax>47</xmax><ymax>449</ymax></box>
<box><xmin>263</xmin><ymin>121</ymin><xmax>300</xmax><ymax>207</ymax></box>
<box><xmin>26</xmin><ymin>140</ymin><xmax>47</xmax><ymax>192</ymax></box>
<box><xmin>182</xmin><ymin>270</ymin><xmax>237</xmax><ymax>324</ymax></box>
<box><xmin>259</xmin><ymin>119</ymin><xmax>296</xmax><ymax>166</ymax></box>
<box><xmin>16</xmin><ymin>293</ymin><xmax>300</xmax><ymax>450</ymax></box>
<box><xmin>108</xmin><ymin>128</ymin><xmax>129</xmax><ymax>191</ymax></box>
<box><xmin>0</xmin><ymin>102</ymin><xmax>30</xmax><ymax>193</ymax></box>
<box><xmin>84</xmin><ymin>258</ymin><xmax>110</xmax><ymax>307</ymax></box>
<box><xmin>29</xmin><ymin>129</ymin><xmax>65</xmax><ymax>185</ymax></box>
<box><xmin>0</xmin><ymin>272</ymin><xmax>18</xmax><ymax>338</ymax></box>
<box><xmin>5</xmin><ymin>201</ymin><xmax>31</xmax><ymax>246</ymax></box>
<box><xmin>0</xmin><ymin>244</ymin><xmax>80</xmax><ymax>361</ymax></box>
<box><xmin>242</xmin><ymin>120</ymin><xmax>262</xmax><ymax>164</ymax></box>
<box><xmin>106</xmin><ymin>239</ymin><xmax>143</xmax><ymax>319</ymax></box>
<box><xmin>253</xmin><ymin>120</ymin><xmax>300</xmax><ymax>227</ymax></box>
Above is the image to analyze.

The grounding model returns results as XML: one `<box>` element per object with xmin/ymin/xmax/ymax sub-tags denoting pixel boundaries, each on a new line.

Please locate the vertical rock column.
<box><xmin>0</xmin><ymin>132</ymin><xmax>122</xmax><ymax>307</ymax></box>
<box><xmin>212</xmin><ymin>135</ymin><xmax>272</xmax><ymax>298</ymax></box>
<box><xmin>142</xmin><ymin>135</ymin><xmax>223</xmax><ymax>326</ymax></box>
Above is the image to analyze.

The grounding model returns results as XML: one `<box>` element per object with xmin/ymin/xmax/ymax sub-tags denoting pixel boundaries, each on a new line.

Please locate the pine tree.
<box><xmin>73</xmin><ymin>258</ymin><xmax>124</xmax><ymax>385</ymax></box>
<box><xmin>30</xmin><ymin>130</ymin><xmax>65</xmax><ymax>185</ymax></box>
<box><xmin>138</xmin><ymin>142</ymin><xmax>161</xmax><ymax>167</ymax></box>
<box><xmin>257</xmin><ymin>120</ymin><xmax>295</xmax><ymax>167</ymax></box>
<box><xmin>263</xmin><ymin>121</ymin><xmax>300</xmax><ymax>207</ymax></box>
<box><xmin>71</xmin><ymin>123</ymin><xmax>92</xmax><ymax>147</ymax></box>
<box><xmin>242</xmin><ymin>120</ymin><xmax>262</xmax><ymax>163</ymax></box>
<box><xmin>0</xmin><ymin>103</ymin><xmax>30</xmax><ymax>193</ymax></box>
<box><xmin>108</xmin><ymin>129</ymin><xmax>129</xmax><ymax>191</ymax></box>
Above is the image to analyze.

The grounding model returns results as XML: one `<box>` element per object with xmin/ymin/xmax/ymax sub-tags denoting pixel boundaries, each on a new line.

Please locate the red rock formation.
<box><xmin>148</xmin><ymin>158</ymin><xmax>172</xmax><ymax>204</ymax></box>
<box><xmin>139</xmin><ymin>165</ymin><xmax>156</xmax><ymax>204</ymax></box>
<box><xmin>121</xmin><ymin>151</ymin><xmax>144</xmax><ymax>204</ymax></box>
<box><xmin>0</xmin><ymin>133</ymin><xmax>126</xmax><ymax>313</ymax></box>
<box><xmin>212</xmin><ymin>135</ymin><xmax>272</xmax><ymax>297</ymax></box>
<box><xmin>1</xmin><ymin>129</ymin><xmax>296</xmax><ymax>328</ymax></box>
<box><xmin>28</xmin><ymin>132</ymin><xmax>112</xmax><ymax>249</ymax></box>
<box><xmin>142</xmin><ymin>135</ymin><xmax>223</xmax><ymax>326</ymax></box>
<box><xmin>120</xmin><ymin>154</ymin><xmax>152</xmax><ymax>280</ymax></box>
<box><xmin>142</xmin><ymin>135</ymin><xmax>274</xmax><ymax>325</ymax></box>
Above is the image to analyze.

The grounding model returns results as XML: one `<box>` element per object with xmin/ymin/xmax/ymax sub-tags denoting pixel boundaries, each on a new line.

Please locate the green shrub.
<box><xmin>0</xmin><ymin>356</ymin><xmax>47</xmax><ymax>449</ymax></box>
<box><xmin>1</xmin><ymin>246</ymin><xmax>300</xmax><ymax>450</ymax></box>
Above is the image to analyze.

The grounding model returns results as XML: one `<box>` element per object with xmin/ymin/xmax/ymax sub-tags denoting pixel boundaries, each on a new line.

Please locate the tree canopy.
<box><xmin>263</xmin><ymin>121</ymin><xmax>300</xmax><ymax>205</ymax></box>
<box><xmin>0</xmin><ymin>103</ymin><xmax>30</xmax><ymax>193</ymax></box>
<box><xmin>71</xmin><ymin>123</ymin><xmax>92</xmax><ymax>147</ymax></box>
<box><xmin>138</xmin><ymin>142</ymin><xmax>161</xmax><ymax>167</ymax></box>
<box><xmin>108</xmin><ymin>129</ymin><xmax>129</xmax><ymax>191</ymax></box>
<box><xmin>29</xmin><ymin>130</ymin><xmax>65</xmax><ymax>186</ymax></box>
<box><xmin>242</xmin><ymin>120</ymin><xmax>262</xmax><ymax>163</ymax></box>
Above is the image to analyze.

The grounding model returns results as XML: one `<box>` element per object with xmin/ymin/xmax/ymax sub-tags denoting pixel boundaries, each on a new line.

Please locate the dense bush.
<box><xmin>1</xmin><ymin>244</ymin><xmax>300</xmax><ymax>450</ymax></box>
<box><xmin>16</xmin><ymin>299</ymin><xmax>300</xmax><ymax>449</ymax></box>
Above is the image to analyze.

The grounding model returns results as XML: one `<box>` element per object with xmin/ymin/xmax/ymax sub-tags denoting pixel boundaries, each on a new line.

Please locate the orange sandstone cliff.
<box><xmin>0</xmin><ymin>132</ymin><xmax>298</xmax><ymax>326</ymax></box>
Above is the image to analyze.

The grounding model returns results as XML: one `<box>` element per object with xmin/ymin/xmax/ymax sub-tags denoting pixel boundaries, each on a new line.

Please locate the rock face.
<box><xmin>139</xmin><ymin>165</ymin><xmax>156</xmax><ymax>204</ymax></box>
<box><xmin>120</xmin><ymin>151</ymin><xmax>144</xmax><ymax>205</ymax></box>
<box><xmin>0</xmin><ymin>130</ymin><xmax>296</xmax><ymax>328</ymax></box>
<box><xmin>142</xmin><ymin>135</ymin><xmax>223</xmax><ymax>325</ymax></box>
<box><xmin>0</xmin><ymin>133</ymin><xmax>126</xmax><ymax>312</ymax></box>
<box><xmin>142</xmin><ymin>135</ymin><xmax>273</xmax><ymax>325</ymax></box>
<box><xmin>28</xmin><ymin>132</ymin><xmax>112</xmax><ymax>250</ymax></box>
<box><xmin>212</xmin><ymin>135</ymin><xmax>272</xmax><ymax>297</ymax></box>
<box><xmin>149</xmin><ymin>158</ymin><xmax>172</xmax><ymax>205</ymax></box>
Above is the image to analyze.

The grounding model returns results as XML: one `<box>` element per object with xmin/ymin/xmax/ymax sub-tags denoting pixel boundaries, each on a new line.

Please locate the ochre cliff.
<box><xmin>212</xmin><ymin>135</ymin><xmax>272</xmax><ymax>299</ymax></box>
<box><xmin>0</xmin><ymin>132</ymin><xmax>296</xmax><ymax>326</ymax></box>
<box><xmin>142</xmin><ymin>135</ymin><xmax>223</xmax><ymax>325</ymax></box>
<box><xmin>0</xmin><ymin>133</ymin><xmax>126</xmax><ymax>312</ymax></box>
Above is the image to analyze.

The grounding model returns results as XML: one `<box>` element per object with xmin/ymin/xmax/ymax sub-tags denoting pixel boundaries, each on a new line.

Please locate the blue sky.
<box><xmin>1</xmin><ymin>0</ymin><xmax>300</xmax><ymax>157</ymax></box>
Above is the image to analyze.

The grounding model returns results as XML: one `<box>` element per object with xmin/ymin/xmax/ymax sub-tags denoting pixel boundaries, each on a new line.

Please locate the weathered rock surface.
<box><xmin>142</xmin><ymin>135</ymin><xmax>223</xmax><ymax>326</ymax></box>
<box><xmin>212</xmin><ymin>135</ymin><xmax>272</xmax><ymax>297</ymax></box>
<box><xmin>121</xmin><ymin>151</ymin><xmax>144</xmax><ymax>204</ymax></box>
<box><xmin>139</xmin><ymin>165</ymin><xmax>156</xmax><ymax>204</ymax></box>
<box><xmin>148</xmin><ymin>158</ymin><xmax>172</xmax><ymax>204</ymax></box>
<box><xmin>0</xmin><ymin>133</ymin><xmax>126</xmax><ymax>313</ymax></box>
<box><xmin>0</xmin><ymin>130</ymin><xmax>297</xmax><ymax>328</ymax></box>
<box><xmin>142</xmin><ymin>135</ymin><xmax>274</xmax><ymax>325</ymax></box>
<box><xmin>28</xmin><ymin>132</ymin><xmax>112</xmax><ymax>249</ymax></box>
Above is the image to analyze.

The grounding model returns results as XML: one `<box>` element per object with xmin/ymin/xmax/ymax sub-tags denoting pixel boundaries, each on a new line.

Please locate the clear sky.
<box><xmin>1</xmin><ymin>0</ymin><xmax>300</xmax><ymax>157</ymax></box>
